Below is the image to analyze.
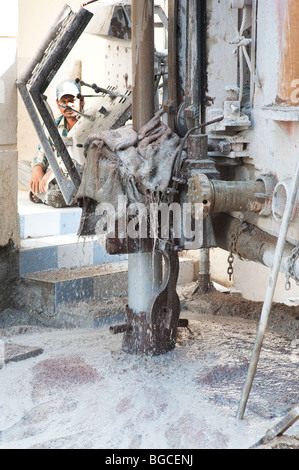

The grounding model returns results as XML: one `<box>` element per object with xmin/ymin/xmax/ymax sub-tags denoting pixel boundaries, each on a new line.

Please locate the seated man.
<box><xmin>19</xmin><ymin>79</ymin><xmax>85</xmax><ymax>208</ymax></box>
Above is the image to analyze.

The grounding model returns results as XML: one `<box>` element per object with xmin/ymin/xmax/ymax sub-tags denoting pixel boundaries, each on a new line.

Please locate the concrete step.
<box><xmin>19</xmin><ymin>233</ymin><xmax>126</xmax><ymax>276</ymax></box>
<box><xmin>18</xmin><ymin>190</ymin><xmax>82</xmax><ymax>239</ymax></box>
<box><xmin>16</xmin><ymin>258</ymin><xmax>198</xmax><ymax>328</ymax></box>
<box><xmin>18</xmin><ymin>261</ymin><xmax>129</xmax><ymax>323</ymax></box>
<box><xmin>18</xmin><ymin>191</ymin><xmax>126</xmax><ymax>275</ymax></box>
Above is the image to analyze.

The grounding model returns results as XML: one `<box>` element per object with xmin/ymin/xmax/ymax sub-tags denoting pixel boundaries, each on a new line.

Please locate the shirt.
<box><xmin>32</xmin><ymin>115</ymin><xmax>73</xmax><ymax>178</ymax></box>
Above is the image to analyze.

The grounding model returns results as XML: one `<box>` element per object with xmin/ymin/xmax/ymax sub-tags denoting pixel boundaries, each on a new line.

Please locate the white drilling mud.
<box><xmin>0</xmin><ymin>286</ymin><xmax>298</xmax><ymax>450</ymax></box>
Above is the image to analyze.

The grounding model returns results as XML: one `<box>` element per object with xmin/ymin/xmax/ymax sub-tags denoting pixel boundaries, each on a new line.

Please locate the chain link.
<box><xmin>227</xmin><ymin>220</ymin><xmax>248</xmax><ymax>281</ymax></box>
<box><xmin>285</xmin><ymin>244</ymin><xmax>299</xmax><ymax>291</ymax></box>
<box><xmin>227</xmin><ymin>253</ymin><xmax>234</xmax><ymax>281</ymax></box>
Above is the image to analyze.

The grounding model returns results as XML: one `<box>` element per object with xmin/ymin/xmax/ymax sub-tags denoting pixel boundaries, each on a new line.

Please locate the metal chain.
<box><xmin>285</xmin><ymin>244</ymin><xmax>299</xmax><ymax>291</ymax></box>
<box><xmin>227</xmin><ymin>220</ymin><xmax>248</xmax><ymax>281</ymax></box>
<box><xmin>227</xmin><ymin>252</ymin><xmax>234</xmax><ymax>281</ymax></box>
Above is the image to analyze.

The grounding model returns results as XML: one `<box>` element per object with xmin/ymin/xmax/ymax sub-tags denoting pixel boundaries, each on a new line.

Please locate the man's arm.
<box><xmin>30</xmin><ymin>165</ymin><xmax>44</xmax><ymax>195</ymax></box>
<box><xmin>30</xmin><ymin>138</ymin><xmax>54</xmax><ymax>194</ymax></box>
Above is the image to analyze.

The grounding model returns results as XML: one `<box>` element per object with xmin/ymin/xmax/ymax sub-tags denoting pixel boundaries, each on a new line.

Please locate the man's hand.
<box><xmin>39</xmin><ymin>169</ymin><xmax>55</xmax><ymax>193</ymax></box>
<box><xmin>30</xmin><ymin>165</ymin><xmax>44</xmax><ymax>195</ymax></box>
<box><xmin>30</xmin><ymin>166</ymin><xmax>55</xmax><ymax>194</ymax></box>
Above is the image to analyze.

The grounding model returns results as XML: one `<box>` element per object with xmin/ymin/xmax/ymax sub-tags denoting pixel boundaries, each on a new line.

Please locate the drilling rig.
<box><xmin>17</xmin><ymin>1</ymin><xmax>299</xmax><ymax>363</ymax></box>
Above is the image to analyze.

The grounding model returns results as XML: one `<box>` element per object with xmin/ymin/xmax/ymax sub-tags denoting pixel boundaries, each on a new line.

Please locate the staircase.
<box><xmin>17</xmin><ymin>191</ymin><xmax>198</xmax><ymax>328</ymax></box>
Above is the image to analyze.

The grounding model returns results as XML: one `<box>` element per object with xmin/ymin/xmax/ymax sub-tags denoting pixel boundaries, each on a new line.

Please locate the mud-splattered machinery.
<box><xmin>18</xmin><ymin>0</ymin><xmax>299</xmax><ymax>363</ymax></box>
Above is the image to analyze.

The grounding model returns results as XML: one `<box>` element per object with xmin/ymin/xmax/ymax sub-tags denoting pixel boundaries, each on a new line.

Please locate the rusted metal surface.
<box><xmin>122</xmin><ymin>307</ymin><xmax>177</xmax><ymax>356</ymax></box>
<box><xmin>132</xmin><ymin>0</ymin><xmax>155</xmax><ymax>131</ymax></box>
<box><xmin>1</xmin><ymin>343</ymin><xmax>43</xmax><ymax>368</ymax></box>
<box><xmin>212</xmin><ymin>212</ymin><xmax>299</xmax><ymax>280</ymax></box>
<box><xmin>110</xmin><ymin>323</ymin><xmax>132</xmax><ymax>335</ymax></box>
<box><xmin>175</xmin><ymin>0</ymin><xmax>208</xmax><ymax>133</ymax></box>
<box><xmin>147</xmin><ymin>241</ymin><xmax>180</xmax><ymax>328</ymax></box>
<box><xmin>277</xmin><ymin>0</ymin><xmax>299</xmax><ymax>105</ymax></box>
<box><xmin>211</xmin><ymin>180</ymin><xmax>265</xmax><ymax>213</ymax></box>
<box><xmin>106</xmin><ymin>225</ymin><xmax>154</xmax><ymax>255</ymax></box>
<box><xmin>188</xmin><ymin>174</ymin><xmax>266</xmax><ymax>215</ymax></box>
<box><xmin>167</xmin><ymin>0</ymin><xmax>178</xmax><ymax>131</ymax></box>
<box><xmin>188</xmin><ymin>133</ymin><xmax>209</xmax><ymax>160</ymax></box>
<box><xmin>185</xmin><ymin>133</ymin><xmax>216</xmax><ymax>291</ymax></box>
<box><xmin>109</xmin><ymin>240</ymin><xmax>182</xmax><ymax>356</ymax></box>
<box><xmin>85</xmin><ymin>3</ymin><xmax>132</xmax><ymax>40</ymax></box>
<box><xmin>193</xmin><ymin>247</ymin><xmax>213</xmax><ymax>294</ymax></box>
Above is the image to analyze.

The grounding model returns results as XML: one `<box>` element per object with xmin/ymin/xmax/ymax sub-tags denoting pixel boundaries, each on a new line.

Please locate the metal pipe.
<box><xmin>110</xmin><ymin>323</ymin><xmax>131</xmax><ymax>335</ymax></box>
<box><xmin>167</xmin><ymin>0</ymin><xmax>177</xmax><ymax>131</ymax></box>
<box><xmin>77</xmin><ymin>80</ymin><xmax>127</xmax><ymax>98</ymax></box>
<box><xmin>196</xmin><ymin>248</ymin><xmax>212</xmax><ymax>293</ymax></box>
<box><xmin>129</xmin><ymin>0</ymin><xmax>161</xmax><ymax>315</ymax></box>
<box><xmin>237</xmin><ymin>155</ymin><xmax>299</xmax><ymax>419</ymax></box>
<box><xmin>188</xmin><ymin>175</ymin><xmax>266</xmax><ymax>215</ymax></box>
<box><xmin>212</xmin><ymin>213</ymin><xmax>299</xmax><ymax>279</ymax></box>
<box><xmin>211</xmin><ymin>180</ymin><xmax>265</xmax><ymax>213</ymax></box>
<box><xmin>81</xmin><ymin>0</ymin><xmax>99</xmax><ymax>6</ymax></box>
<box><xmin>187</xmin><ymin>135</ymin><xmax>213</xmax><ymax>292</ymax></box>
<box><xmin>58</xmin><ymin>103</ymin><xmax>95</xmax><ymax>121</ymax></box>
<box><xmin>250</xmin><ymin>0</ymin><xmax>257</xmax><ymax>105</ymax></box>
<box><xmin>128</xmin><ymin>252</ymin><xmax>162</xmax><ymax>314</ymax></box>
<box><xmin>132</xmin><ymin>0</ymin><xmax>155</xmax><ymax>131</ymax></box>
<box><xmin>77</xmin><ymin>93</ymin><xmax>126</xmax><ymax>99</ymax></box>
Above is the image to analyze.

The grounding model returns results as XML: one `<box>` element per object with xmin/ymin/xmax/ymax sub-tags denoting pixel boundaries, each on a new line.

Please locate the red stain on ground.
<box><xmin>32</xmin><ymin>356</ymin><xmax>99</xmax><ymax>395</ymax></box>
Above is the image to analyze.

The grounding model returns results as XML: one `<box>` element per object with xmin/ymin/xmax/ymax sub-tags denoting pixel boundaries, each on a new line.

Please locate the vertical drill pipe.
<box><xmin>188</xmin><ymin>0</ymin><xmax>210</xmax><ymax>291</ymax></box>
<box><xmin>128</xmin><ymin>252</ymin><xmax>163</xmax><ymax>314</ymax></box>
<box><xmin>129</xmin><ymin>0</ymin><xmax>162</xmax><ymax>314</ymax></box>
<box><xmin>198</xmin><ymin>248</ymin><xmax>211</xmax><ymax>292</ymax></box>
<box><xmin>197</xmin><ymin>0</ymin><xmax>208</xmax><ymax>126</ymax></box>
<box><xmin>188</xmin><ymin>135</ymin><xmax>212</xmax><ymax>292</ymax></box>
<box><xmin>167</xmin><ymin>0</ymin><xmax>178</xmax><ymax>131</ymax></box>
<box><xmin>237</xmin><ymin>156</ymin><xmax>299</xmax><ymax>419</ymax></box>
<box><xmin>132</xmin><ymin>0</ymin><xmax>155</xmax><ymax>131</ymax></box>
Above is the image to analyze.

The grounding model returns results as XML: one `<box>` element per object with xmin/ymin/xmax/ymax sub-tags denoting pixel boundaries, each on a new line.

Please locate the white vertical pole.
<box><xmin>237</xmin><ymin>156</ymin><xmax>299</xmax><ymax>419</ymax></box>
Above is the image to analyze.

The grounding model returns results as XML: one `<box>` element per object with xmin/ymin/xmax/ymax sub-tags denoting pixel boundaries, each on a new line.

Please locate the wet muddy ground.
<box><xmin>0</xmin><ymin>284</ymin><xmax>298</xmax><ymax>449</ymax></box>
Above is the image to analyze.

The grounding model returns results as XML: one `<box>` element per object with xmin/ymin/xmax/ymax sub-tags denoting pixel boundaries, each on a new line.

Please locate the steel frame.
<box><xmin>16</xmin><ymin>5</ymin><xmax>93</xmax><ymax>205</ymax></box>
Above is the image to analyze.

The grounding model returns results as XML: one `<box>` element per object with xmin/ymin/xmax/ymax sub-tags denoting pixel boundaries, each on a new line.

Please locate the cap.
<box><xmin>56</xmin><ymin>79</ymin><xmax>81</xmax><ymax>101</ymax></box>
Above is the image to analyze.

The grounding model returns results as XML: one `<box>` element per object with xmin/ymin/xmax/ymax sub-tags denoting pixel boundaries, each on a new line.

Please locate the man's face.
<box><xmin>56</xmin><ymin>94</ymin><xmax>82</xmax><ymax>118</ymax></box>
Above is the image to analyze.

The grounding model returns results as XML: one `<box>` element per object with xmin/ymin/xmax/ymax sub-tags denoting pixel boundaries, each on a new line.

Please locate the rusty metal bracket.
<box><xmin>147</xmin><ymin>241</ymin><xmax>180</xmax><ymax>330</ymax></box>
<box><xmin>110</xmin><ymin>240</ymin><xmax>182</xmax><ymax>356</ymax></box>
<box><xmin>163</xmin><ymin>99</ymin><xmax>176</xmax><ymax>115</ymax></box>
